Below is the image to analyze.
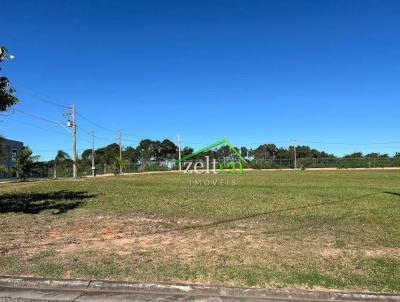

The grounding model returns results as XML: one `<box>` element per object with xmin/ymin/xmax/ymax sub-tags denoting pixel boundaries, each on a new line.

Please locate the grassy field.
<box><xmin>0</xmin><ymin>170</ymin><xmax>399</xmax><ymax>292</ymax></box>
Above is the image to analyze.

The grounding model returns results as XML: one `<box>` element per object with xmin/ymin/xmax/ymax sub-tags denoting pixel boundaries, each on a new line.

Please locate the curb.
<box><xmin>0</xmin><ymin>276</ymin><xmax>399</xmax><ymax>301</ymax></box>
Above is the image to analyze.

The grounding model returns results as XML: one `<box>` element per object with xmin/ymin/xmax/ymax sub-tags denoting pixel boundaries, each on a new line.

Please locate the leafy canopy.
<box><xmin>0</xmin><ymin>46</ymin><xmax>18</xmax><ymax>112</ymax></box>
<box><xmin>13</xmin><ymin>146</ymin><xmax>39</xmax><ymax>181</ymax></box>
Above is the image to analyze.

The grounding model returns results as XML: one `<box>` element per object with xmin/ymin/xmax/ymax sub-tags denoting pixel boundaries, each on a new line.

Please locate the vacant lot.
<box><xmin>0</xmin><ymin>171</ymin><xmax>399</xmax><ymax>292</ymax></box>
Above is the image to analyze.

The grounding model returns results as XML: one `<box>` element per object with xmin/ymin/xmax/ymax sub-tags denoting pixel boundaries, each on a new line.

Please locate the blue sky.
<box><xmin>1</xmin><ymin>0</ymin><xmax>399</xmax><ymax>159</ymax></box>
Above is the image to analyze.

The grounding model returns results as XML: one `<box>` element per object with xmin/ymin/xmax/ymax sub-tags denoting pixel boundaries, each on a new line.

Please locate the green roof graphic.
<box><xmin>176</xmin><ymin>138</ymin><xmax>246</xmax><ymax>164</ymax></box>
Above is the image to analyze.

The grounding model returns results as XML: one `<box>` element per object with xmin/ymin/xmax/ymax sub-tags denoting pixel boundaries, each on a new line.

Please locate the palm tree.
<box><xmin>53</xmin><ymin>150</ymin><xmax>71</xmax><ymax>178</ymax></box>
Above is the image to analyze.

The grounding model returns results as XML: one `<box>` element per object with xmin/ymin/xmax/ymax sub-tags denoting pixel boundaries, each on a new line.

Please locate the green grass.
<box><xmin>0</xmin><ymin>170</ymin><xmax>399</xmax><ymax>292</ymax></box>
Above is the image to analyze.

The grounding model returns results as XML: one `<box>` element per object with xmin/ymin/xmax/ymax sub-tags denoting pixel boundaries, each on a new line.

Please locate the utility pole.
<box><xmin>53</xmin><ymin>160</ymin><xmax>57</xmax><ymax>179</ymax></box>
<box><xmin>91</xmin><ymin>131</ymin><xmax>96</xmax><ymax>177</ymax></box>
<box><xmin>292</xmin><ymin>138</ymin><xmax>297</xmax><ymax>170</ymax></box>
<box><xmin>71</xmin><ymin>104</ymin><xmax>78</xmax><ymax>178</ymax></box>
<box><xmin>118</xmin><ymin>129</ymin><xmax>122</xmax><ymax>174</ymax></box>
<box><xmin>177</xmin><ymin>134</ymin><xmax>182</xmax><ymax>171</ymax></box>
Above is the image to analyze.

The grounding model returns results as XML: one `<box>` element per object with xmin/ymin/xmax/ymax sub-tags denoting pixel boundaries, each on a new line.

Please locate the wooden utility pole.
<box><xmin>118</xmin><ymin>129</ymin><xmax>122</xmax><ymax>174</ymax></box>
<box><xmin>293</xmin><ymin>138</ymin><xmax>297</xmax><ymax>170</ymax></box>
<box><xmin>177</xmin><ymin>134</ymin><xmax>182</xmax><ymax>171</ymax></box>
<box><xmin>71</xmin><ymin>104</ymin><xmax>78</xmax><ymax>178</ymax></box>
<box><xmin>91</xmin><ymin>131</ymin><xmax>96</xmax><ymax>177</ymax></box>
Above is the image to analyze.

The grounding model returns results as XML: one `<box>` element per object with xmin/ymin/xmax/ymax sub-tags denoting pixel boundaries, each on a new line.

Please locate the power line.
<box><xmin>11</xmin><ymin>108</ymin><xmax>94</xmax><ymax>145</ymax></box>
<box><xmin>7</xmin><ymin>109</ymin><xmax>400</xmax><ymax>149</ymax></box>
<box><xmin>182</xmin><ymin>139</ymin><xmax>400</xmax><ymax>147</ymax></box>
<box><xmin>180</xmin><ymin>140</ymin><xmax>293</xmax><ymax>146</ymax></box>
<box><xmin>2</xmin><ymin>115</ymin><xmax>68</xmax><ymax>136</ymax></box>
<box><xmin>298</xmin><ymin>140</ymin><xmax>400</xmax><ymax>146</ymax></box>
<box><xmin>31</xmin><ymin>149</ymin><xmax>64</xmax><ymax>152</ymax></box>
<box><xmin>0</xmin><ymin>109</ymin><xmax>16</xmax><ymax>116</ymax></box>
<box><xmin>77</xmin><ymin>125</ymin><xmax>116</xmax><ymax>142</ymax></box>
<box><xmin>14</xmin><ymin>85</ymin><xmax>174</xmax><ymax>141</ymax></box>
<box><xmin>123</xmin><ymin>132</ymin><xmax>176</xmax><ymax>141</ymax></box>
<box><xmin>14</xmin><ymin>108</ymin><xmax>63</xmax><ymax>125</ymax></box>
<box><xmin>27</xmin><ymin>94</ymin><xmax>69</xmax><ymax>109</ymax></box>
<box><xmin>9</xmin><ymin>87</ymin><xmax>400</xmax><ymax>150</ymax></box>
<box><xmin>15</xmin><ymin>85</ymin><xmax>70</xmax><ymax>109</ymax></box>
<box><xmin>77</xmin><ymin>112</ymin><xmax>174</xmax><ymax>141</ymax></box>
<box><xmin>76</xmin><ymin>112</ymin><xmax>119</xmax><ymax>135</ymax></box>
<box><xmin>77</xmin><ymin>125</ymin><xmax>169</xmax><ymax>144</ymax></box>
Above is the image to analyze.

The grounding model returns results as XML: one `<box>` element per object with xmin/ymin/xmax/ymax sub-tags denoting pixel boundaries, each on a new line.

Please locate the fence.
<box><xmin>1</xmin><ymin>157</ymin><xmax>399</xmax><ymax>180</ymax></box>
<box><xmin>248</xmin><ymin>157</ymin><xmax>400</xmax><ymax>169</ymax></box>
<box><xmin>53</xmin><ymin>157</ymin><xmax>400</xmax><ymax>178</ymax></box>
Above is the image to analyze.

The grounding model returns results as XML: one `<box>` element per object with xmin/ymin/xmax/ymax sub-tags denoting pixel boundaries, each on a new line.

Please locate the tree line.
<box><xmin>21</xmin><ymin>140</ymin><xmax>399</xmax><ymax>178</ymax></box>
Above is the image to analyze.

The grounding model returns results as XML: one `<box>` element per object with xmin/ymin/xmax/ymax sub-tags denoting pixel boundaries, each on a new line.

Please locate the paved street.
<box><xmin>0</xmin><ymin>277</ymin><xmax>399</xmax><ymax>302</ymax></box>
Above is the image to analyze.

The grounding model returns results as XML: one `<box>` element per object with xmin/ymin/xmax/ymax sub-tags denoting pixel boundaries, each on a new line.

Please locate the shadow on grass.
<box><xmin>152</xmin><ymin>191</ymin><xmax>397</xmax><ymax>235</ymax></box>
<box><xmin>385</xmin><ymin>191</ymin><xmax>400</xmax><ymax>197</ymax></box>
<box><xmin>262</xmin><ymin>203</ymin><xmax>400</xmax><ymax>235</ymax></box>
<box><xmin>0</xmin><ymin>191</ymin><xmax>96</xmax><ymax>214</ymax></box>
<box><xmin>3</xmin><ymin>191</ymin><xmax>398</xmax><ymax>252</ymax></box>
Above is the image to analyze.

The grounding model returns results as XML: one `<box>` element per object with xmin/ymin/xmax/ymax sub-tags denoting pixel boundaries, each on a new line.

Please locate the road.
<box><xmin>0</xmin><ymin>277</ymin><xmax>399</xmax><ymax>302</ymax></box>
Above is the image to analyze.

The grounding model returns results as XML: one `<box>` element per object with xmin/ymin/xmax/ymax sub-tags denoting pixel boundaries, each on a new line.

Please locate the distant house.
<box><xmin>0</xmin><ymin>138</ymin><xmax>24</xmax><ymax>176</ymax></box>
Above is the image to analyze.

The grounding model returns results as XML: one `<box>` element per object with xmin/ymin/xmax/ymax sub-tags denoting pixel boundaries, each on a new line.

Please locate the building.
<box><xmin>0</xmin><ymin>138</ymin><xmax>24</xmax><ymax>176</ymax></box>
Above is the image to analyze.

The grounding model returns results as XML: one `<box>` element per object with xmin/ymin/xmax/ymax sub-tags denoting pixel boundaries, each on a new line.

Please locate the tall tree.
<box><xmin>124</xmin><ymin>146</ymin><xmax>140</xmax><ymax>165</ymax></box>
<box><xmin>0</xmin><ymin>46</ymin><xmax>18</xmax><ymax>160</ymax></box>
<box><xmin>240</xmin><ymin>147</ymin><xmax>249</xmax><ymax>158</ymax></box>
<box><xmin>252</xmin><ymin>144</ymin><xmax>277</xmax><ymax>160</ymax></box>
<box><xmin>0</xmin><ymin>46</ymin><xmax>18</xmax><ymax>112</ymax></box>
<box><xmin>47</xmin><ymin>150</ymin><xmax>72</xmax><ymax>178</ymax></box>
<box><xmin>159</xmin><ymin>139</ymin><xmax>177</xmax><ymax>162</ymax></box>
<box><xmin>54</xmin><ymin>150</ymin><xmax>72</xmax><ymax>166</ymax></box>
<box><xmin>182</xmin><ymin>147</ymin><xmax>194</xmax><ymax>157</ymax></box>
<box><xmin>344</xmin><ymin>152</ymin><xmax>363</xmax><ymax>158</ymax></box>
<box><xmin>81</xmin><ymin>149</ymin><xmax>92</xmax><ymax>165</ymax></box>
<box><xmin>96</xmin><ymin>143</ymin><xmax>120</xmax><ymax>165</ymax></box>
<box><xmin>137</xmin><ymin>139</ymin><xmax>156</xmax><ymax>168</ymax></box>
<box><xmin>13</xmin><ymin>147</ymin><xmax>39</xmax><ymax>181</ymax></box>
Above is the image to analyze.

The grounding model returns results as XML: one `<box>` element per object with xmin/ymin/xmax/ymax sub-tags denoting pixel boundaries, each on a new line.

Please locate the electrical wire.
<box><xmin>297</xmin><ymin>140</ymin><xmax>400</xmax><ymax>146</ymax></box>
<box><xmin>13</xmin><ymin>108</ymin><xmax>63</xmax><ymax>125</ymax></box>
<box><xmin>76</xmin><ymin>112</ymin><xmax>119</xmax><ymax>135</ymax></box>
<box><xmin>7</xmin><ymin>87</ymin><xmax>400</xmax><ymax>151</ymax></box>
<box><xmin>123</xmin><ymin>132</ymin><xmax>176</xmax><ymax>141</ymax></box>
<box><xmin>77</xmin><ymin>112</ymin><xmax>175</xmax><ymax>141</ymax></box>
<box><xmin>12</xmin><ymin>85</ymin><xmax>175</xmax><ymax>141</ymax></box>
<box><xmin>0</xmin><ymin>109</ymin><xmax>16</xmax><ymax>116</ymax></box>
<box><xmin>9</xmin><ymin>108</ymin><xmax>400</xmax><ymax>148</ymax></box>
<box><xmin>1</xmin><ymin>116</ymin><xmax>68</xmax><ymax>136</ymax></box>
<box><xmin>15</xmin><ymin>85</ymin><xmax>70</xmax><ymax>109</ymax></box>
<box><xmin>77</xmin><ymin>125</ymin><xmax>117</xmax><ymax>142</ymax></box>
